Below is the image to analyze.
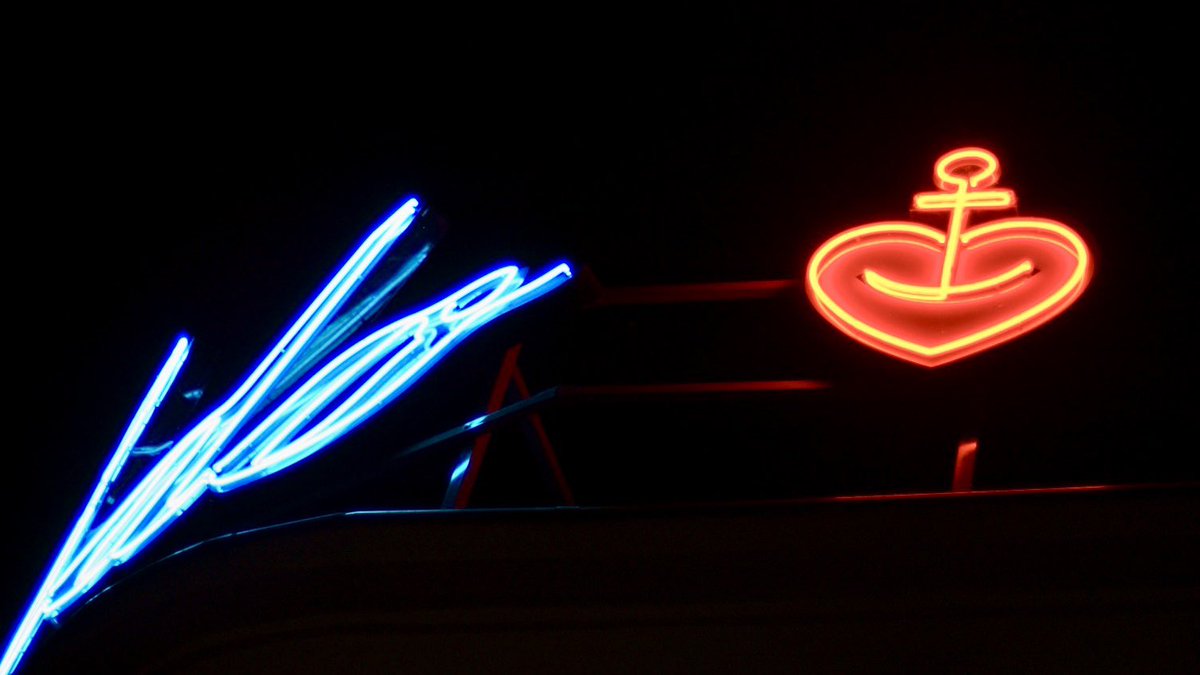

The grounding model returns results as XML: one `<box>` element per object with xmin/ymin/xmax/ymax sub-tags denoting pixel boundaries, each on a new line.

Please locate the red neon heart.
<box><xmin>805</xmin><ymin>148</ymin><xmax>1092</xmax><ymax>367</ymax></box>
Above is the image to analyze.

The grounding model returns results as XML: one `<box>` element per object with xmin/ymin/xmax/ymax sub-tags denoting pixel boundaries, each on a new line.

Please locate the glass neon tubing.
<box><xmin>2</xmin><ymin>198</ymin><xmax>572</xmax><ymax>674</ymax></box>
<box><xmin>0</xmin><ymin>337</ymin><xmax>191</xmax><ymax>675</ymax></box>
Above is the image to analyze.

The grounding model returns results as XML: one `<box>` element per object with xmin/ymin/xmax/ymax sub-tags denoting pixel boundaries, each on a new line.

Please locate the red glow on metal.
<box><xmin>585</xmin><ymin>278</ymin><xmax>796</xmax><ymax>306</ymax></box>
<box><xmin>452</xmin><ymin>344</ymin><xmax>574</xmax><ymax>509</ymax></box>
<box><xmin>953</xmin><ymin>440</ymin><xmax>978</xmax><ymax>492</ymax></box>
<box><xmin>806</xmin><ymin>147</ymin><xmax>1092</xmax><ymax>366</ymax></box>
<box><xmin>826</xmin><ymin>484</ymin><xmax>1119</xmax><ymax>503</ymax></box>
<box><xmin>560</xmin><ymin>381</ymin><xmax>829</xmax><ymax>396</ymax></box>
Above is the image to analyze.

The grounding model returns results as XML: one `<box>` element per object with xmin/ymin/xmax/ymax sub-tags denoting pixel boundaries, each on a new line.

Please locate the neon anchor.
<box><xmin>806</xmin><ymin>147</ymin><xmax>1092</xmax><ymax>366</ymax></box>
<box><xmin>1</xmin><ymin>197</ymin><xmax>572</xmax><ymax>674</ymax></box>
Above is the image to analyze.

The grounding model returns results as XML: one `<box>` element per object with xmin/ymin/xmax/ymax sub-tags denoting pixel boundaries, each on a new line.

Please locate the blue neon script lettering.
<box><xmin>2</xmin><ymin>197</ymin><xmax>572</xmax><ymax>674</ymax></box>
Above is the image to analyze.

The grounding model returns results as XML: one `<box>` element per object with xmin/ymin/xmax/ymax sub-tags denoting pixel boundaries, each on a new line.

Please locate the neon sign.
<box><xmin>805</xmin><ymin>147</ymin><xmax>1092</xmax><ymax>367</ymax></box>
<box><xmin>1</xmin><ymin>198</ymin><xmax>572</xmax><ymax>674</ymax></box>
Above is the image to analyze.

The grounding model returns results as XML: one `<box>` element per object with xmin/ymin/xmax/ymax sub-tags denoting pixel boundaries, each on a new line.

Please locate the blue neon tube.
<box><xmin>1</xmin><ymin>197</ymin><xmax>571</xmax><ymax>674</ymax></box>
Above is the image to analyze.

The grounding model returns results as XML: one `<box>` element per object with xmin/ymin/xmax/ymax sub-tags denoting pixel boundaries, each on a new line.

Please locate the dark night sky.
<box><xmin>3</xmin><ymin>6</ymin><xmax>1195</xmax><ymax>654</ymax></box>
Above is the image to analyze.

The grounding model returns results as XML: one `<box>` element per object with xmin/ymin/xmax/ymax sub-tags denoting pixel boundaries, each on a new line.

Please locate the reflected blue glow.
<box><xmin>450</xmin><ymin>456</ymin><xmax>471</xmax><ymax>483</ymax></box>
<box><xmin>1</xmin><ymin>197</ymin><xmax>572</xmax><ymax>674</ymax></box>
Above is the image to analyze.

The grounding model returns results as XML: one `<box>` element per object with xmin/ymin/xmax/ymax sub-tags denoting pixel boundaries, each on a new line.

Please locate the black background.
<box><xmin>4</xmin><ymin>5</ymin><xmax>1195</xmax><ymax>654</ymax></box>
